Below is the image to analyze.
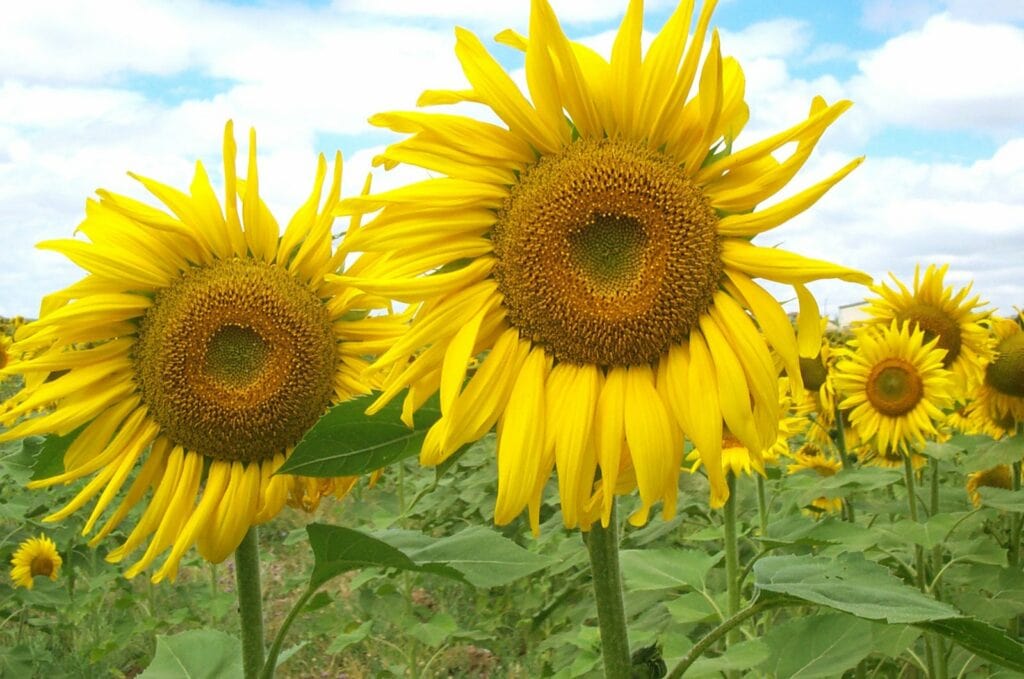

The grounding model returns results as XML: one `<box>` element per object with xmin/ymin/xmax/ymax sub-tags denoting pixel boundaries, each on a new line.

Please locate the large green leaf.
<box><xmin>279</xmin><ymin>393</ymin><xmax>440</xmax><ymax>477</ymax></box>
<box><xmin>138</xmin><ymin>629</ymin><xmax>243</xmax><ymax>679</ymax></box>
<box><xmin>760</xmin><ymin>613</ymin><xmax>875</xmax><ymax>678</ymax></box>
<box><xmin>979</xmin><ymin>487</ymin><xmax>1024</xmax><ymax>512</ymax></box>
<box><xmin>685</xmin><ymin>639</ymin><xmax>769</xmax><ymax>678</ymax></box>
<box><xmin>917</xmin><ymin>618</ymin><xmax>1024</xmax><ymax>672</ymax></box>
<box><xmin>620</xmin><ymin>548</ymin><xmax>722</xmax><ymax>591</ymax></box>
<box><xmin>396</xmin><ymin>526</ymin><xmax>556</xmax><ymax>588</ymax></box>
<box><xmin>308</xmin><ymin>524</ymin><xmax>552</xmax><ymax>590</ymax></box>
<box><xmin>753</xmin><ymin>554</ymin><xmax>959</xmax><ymax>623</ymax></box>
<box><xmin>963</xmin><ymin>437</ymin><xmax>1024</xmax><ymax>472</ymax></box>
<box><xmin>306</xmin><ymin>523</ymin><xmax>462</xmax><ymax>589</ymax></box>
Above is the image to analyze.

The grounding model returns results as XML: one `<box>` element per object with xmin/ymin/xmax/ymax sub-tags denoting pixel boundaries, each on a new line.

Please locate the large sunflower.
<box><xmin>9</xmin><ymin>534</ymin><xmax>62</xmax><ymax>589</ymax></box>
<box><xmin>835</xmin><ymin>320</ymin><xmax>953</xmax><ymax>456</ymax></box>
<box><xmin>337</xmin><ymin>0</ymin><xmax>867</xmax><ymax>530</ymax></box>
<box><xmin>0</xmin><ymin>123</ymin><xmax>398</xmax><ymax>582</ymax></box>
<box><xmin>971</xmin><ymin>315</ymin><xmax>1024</xmax><ymax>429</ymax></box>
<box><xmin>863</xmin><ymin>264</ymin><xmax>991</xmax><ymax>396</ymax></box>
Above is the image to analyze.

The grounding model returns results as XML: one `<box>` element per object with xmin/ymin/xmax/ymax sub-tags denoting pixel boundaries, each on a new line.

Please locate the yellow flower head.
<box><xmin>965</xmin><ymin>465</ymin><xmax>1014</xmax><ymax>508</ymax></box>
<box><xmin>835</xmin><ymin>320</ymin><xmax>954</xmax><ymax>456</ymax></box>
<box><xmin>0</xmin><ymin>334</ymin><xmax>10</xmax><ymax>371</ymax></box>
<box><xmin>863</xmin><ymin>264</ymin><xmax>992</xmax><ymax>396</ymax></box>
<box><xmin>972</xmin><ymin>315</ymin><xmax>1024</xmax><ymax>428</ymax></box>
<box><xmin>337</xmin><ymin>0</ymin><xmax>867</xmax><ymax>530</ymax></box>
<box><xmin>10</xmin><ymin>534</ymin><xmax>62</xmax><ymax>589</ymax></box>
<box><xmin>786</xmin><ymin>443</ymin><xmax>842</xmax><ymax>477</ymax></box>
<box><xmin>0</xmin><ymin>123</ymin><xmax>400</xmax><ymax>583</ymax></box>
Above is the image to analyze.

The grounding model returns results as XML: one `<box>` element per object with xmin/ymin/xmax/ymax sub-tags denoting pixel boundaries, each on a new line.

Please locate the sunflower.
<box><xmin>835</xmin><ymin>320</ymin><xmax>953</xmax><ymax>457</ymax></box>
<box><xmin>863</xmin><ymin>264</ymin><xmax>991</xmax><ymax>396</ymax></box>
<box><xmin>965</xmin><ymin>465</ymin><xmax>1014</xmax><ymax>508</ymax></box>
<box><xmin>9</xmin><ymin>534</ymin><xmax>62</xmax><ymax>589</ymax></box>
<box><xmin>971</xmin><ymin>315</ymin><xmax>1024</xmax><ymax>428</ymax></box>
<box><xmin>688</xmin><ymin>379</ymin><xmax>806</xmax><ymax>478</ymax></box>
<box><xmin>0</xmin><ymin>334</ymin><xmax>11</xmax><ymax>370</ymax></box>
<box><xmin>0</xmin><ymin>123</ymin><xmax>398</xmax><ymax>582</ymax></box>
<box><xmin>336</xmin><ymin>0</ymin><xmax>867</xmax><ymax>529</ymax></box>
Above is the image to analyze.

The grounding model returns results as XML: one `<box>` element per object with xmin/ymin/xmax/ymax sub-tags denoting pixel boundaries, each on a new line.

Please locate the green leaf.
<box><xmin>921</xmin><ymin>440</ymin><xmax>962</xmax><ymax>461</ymax></box>
<box><xmin>408</xmin><ymin>611</ymin><xmax>458</xmax><ymax>647</ymax></box>
<box><xmin>620</xmin><ymin>548</ymin><xmax>722</xmax><ymax>591</ymax></box>
<box><xmin>325</xmin><ymin>621</ymin><xmax>372</xmax><ymax>654</ymax></box>
<box><xmin>138</xmin><ymin>629</ymin><xmax>243</xmax><ymax>679</ymax></box>
<box><xmin>964</xmin><ymin>437</ymin><xmax>1024</xmax><ymax>472</ymax></box>
<box><xmin>760</xmin><ymin>613</ymin><xmax>874</xmax><ymax>678</ymax></box>
<box><xmin>664</xmin><ymin>592</ymin><xmax>720</xmax><ymax>624</ymax></box>
<box><xmin>979</xmin><ymin>487</ymin><xmax>1024</xmax><ymax>512</ymax></box>
<box><xmin>685</xmin><ymin>639</ymin><xmax>769</xmax><ymax>678</ymax></box>
<box><xmin>917</xmin><ymin>618</ymin><xmax>1024</xmax><ymax>672</ymax></box>
<box><xmin>28</xmin><ymin>427</ymin><xmax>83</xmax><ymax>480</ymax></box>
<box><xmin>279</xmin><ymin>393</ymin><xmax>441</xmax><ymax>477</ymax></box>
<box><xmin>306</xmin><ymin>523</ymin><xmax>461</xmax><ymax>589</ymax></box>
<box><xmin>945</xmin><ymin>434</ymin><xmax>994</xmax><ymax>454</ymax></box>
<box><xmin>754</xmin><ymin>553</ymin><xmax>960</xmax><ymax>623</ymax></box>
<box><xmin>398</xmin><ymin>526</ymin><xmax>555</xmax><ymax>588</ymax></box>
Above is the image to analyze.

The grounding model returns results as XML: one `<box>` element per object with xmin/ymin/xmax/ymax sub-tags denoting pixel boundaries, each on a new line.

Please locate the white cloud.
<box><xmin>850</xmin><ymin>14</ymin><xmax>1024</xmax><ymax>133</ymax></box>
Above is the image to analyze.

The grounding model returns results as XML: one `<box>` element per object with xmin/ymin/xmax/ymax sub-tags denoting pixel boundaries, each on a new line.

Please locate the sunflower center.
<box><xmin>865</xmin><ymin>358</ymin><xmax>924</xmax><ymax>417</ymax></box>
<box><xmin>30</xmin><ymin>556</ymin><xmax>54</xmax><ymax>578</ymax></box>
<box><xmin>492</xmin><ymin>139</ymin><xmax>721</xmax><ymax>366</ymax></box>
<box><xmin>899</xmin><ymin>304</ymin><xmax>961</xmax><ymax>366</ymax></box>
<box><xmin>135</xmin><ymin>258</ymin><xmax>338</xmax><ymax>463</ymax></box>
<box><xmin>986</xmin><ymin>332</ymin><xmax>1024</xmax><ymax>398</ymax></box>
<box><xmin>799</xmin><ymin>355</ymin><xmax>829</xmax><ymax>392</ymax></box>
<box><xmin>205</xmin><ymin>325</ymin><xmax>272</xmax><ymax>387</ymax></box>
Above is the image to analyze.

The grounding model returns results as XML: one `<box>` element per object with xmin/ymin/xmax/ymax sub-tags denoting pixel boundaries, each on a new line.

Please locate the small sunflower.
<box><xmin>10</xmin><ymin>534</ymin><xmax>62</xmax><ymax>589</ymax></box>
<box><xmin>786</xmin><ymin>443</ymin><xmax>842</xmax><ymax>477</ymax></box>
<box><xmin>965</xmin><ymin>465</ymin><xmax>1014</xmax><ymax>508</ymax></box>
<box><xmin>972</xmin><ymin>315</ymin><xmax>1024</xmax><ymax>428</ymax></box>
<box><xmin>337</xmin><ymin>0</ymin><xmax>866</xmax><ymax>529</ymax></box>
<box><xmin>0</xmin><ymin>123</ymin><xmax>398</xmax><ymax>582</ymax></box>
<box><xmin>835</xmin><ymin>320</ymin><xmax>953</xmax><ymax>456</ymax></box>
<box><xmin>863</xmin><ymin>264</ymin><xmax>991</xmax><ymax>396</ymax></box>
<box><xmin>688</xmin><ymin>381</ymin><xmax>806</xmax><ymax>478</ymax></box>
<box><xmin>0</xmin><ymin>334</ymin><xmax>11</xmax><ymax>370</ymax></box>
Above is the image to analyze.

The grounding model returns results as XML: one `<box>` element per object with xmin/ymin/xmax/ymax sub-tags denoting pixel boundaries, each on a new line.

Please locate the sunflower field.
<box><xmin>2</xmin><ymin>1</ymin><xmax>1023</xmax><ymax>678</ymax></box>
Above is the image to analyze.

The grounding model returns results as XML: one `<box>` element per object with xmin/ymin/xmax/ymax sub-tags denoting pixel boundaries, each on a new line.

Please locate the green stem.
<box><xmin>260</xmin><ymin>586</ymin><xmax>317</xmax><ymax>679</ymax></box>
<box><xmin>755</xmin><ymin>474</ymin><xmax>769</xmax><ymax>536</ymax></box>
<box><xmin>723</xmin><ymin>473</ymin><xmax>741</xmax><ymax>672</ymax></box>
<box><xmin>585</xmin><ymin>500</ymin><xmax>631</xmax><ymax>679</ymax></box>
<box><xmin>931</xmin><ymin>463</ymin><xmax>949</xmax><ymax>679</ymax></box>
<box><xmin>903</xmin><ymin>454</ymin><xmax>938</xmax><ymax>678</ymax></box>
<box><xmin>1010</xmin><ymin>455</ymin><xmax>1022</xmax><ymax>640</ymax></box>
<box><xmin>235</xmin><ymin>527</ymin><xmax>265</xmax><ymax>679</ymax></box>
<box><xmin>666</xmin><ymin>598</ymin><xmax>791</xmax><ymax>679</ymax></box>
<box><xmin>834</xmin><ymin>406</ymin><xmax>856</xmax><ymax>522</ymax></box>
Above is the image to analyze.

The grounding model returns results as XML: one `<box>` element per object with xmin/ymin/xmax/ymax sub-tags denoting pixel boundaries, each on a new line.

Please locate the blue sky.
<box><xmin>1</xmin><ymin>0</ymin><xmax>1022</xmax><ymax>318</ymax></box>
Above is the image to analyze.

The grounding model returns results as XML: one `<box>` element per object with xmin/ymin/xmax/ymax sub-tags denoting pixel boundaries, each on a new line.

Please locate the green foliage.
<box><xmin>139</xmin><ymin>629</ymin><xmax>243</xmax><ymax>679</ymax></box>
<box><xmin>280</xmin><ymin>393</ymin><xmax>442</xmax><ymax>477</ymax></box>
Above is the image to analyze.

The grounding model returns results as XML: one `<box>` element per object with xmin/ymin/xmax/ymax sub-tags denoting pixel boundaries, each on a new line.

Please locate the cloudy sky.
<box><xmin>1</xmin><ymin>0</ymin><xmax>1022</xmax><ymax>319</ymax></box>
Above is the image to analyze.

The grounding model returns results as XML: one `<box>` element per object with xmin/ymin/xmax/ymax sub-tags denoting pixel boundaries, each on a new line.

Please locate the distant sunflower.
<box><xmin>965</xmin><ymin>465</ymin><xmax>1014</xmax><ymax>507</ymax></box>
<box><xmin>9</xmin><ymin>535</ymin><xmax>62</xmax><ymax>589</ymax></box>
<box><xmin>336</xmin><ymin>0</ymin><xmax>866</xmax><ymax>529</ymax></box>
<box><xmin>0</xmin><ymin>123</ymin><xmax>398</xmax><ymax>582</ymax></box>
<box><xmin>786</xmin><ymin>443</ymin><xmax>842</xmax><ymax>477</ymax></box>
<box><xmin>835</xmin><ymin>321</ymin><xmax>953</xmax><ymax>456</ymax></box>
<box><xmin>0</xmin><ymin>335</ymin><xmax>10</xmax><ymax>370</ymax></box>
<box><xmin>863</xmin><ymin>264</ymin><xmax>991</xmax><ymax>395</ymax></box>
<box><xmin>972</xmin><ymin>315</ymin><xmax>1024</xmax><ymax>428</ymax></box>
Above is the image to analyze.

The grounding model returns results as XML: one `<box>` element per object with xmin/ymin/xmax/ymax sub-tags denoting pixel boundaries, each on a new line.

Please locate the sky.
<box><xmin>1</xmin><ymin>0</ymin><xmax>1022</xmax><ymax>319</ymax></box>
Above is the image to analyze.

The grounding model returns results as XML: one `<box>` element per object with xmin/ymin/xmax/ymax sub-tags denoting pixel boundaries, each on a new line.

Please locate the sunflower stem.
<box><xmin>903</xmin><ymin>453</ymin><xmax>939</xmax><ymax>678</ymax></box>
<box><xmin>260</xmin><ymin>585</ymin><xmax>317</xmax><ymax>679</ymax></box>
<box><xmin>930</xmin><ymin>462</ymin><xmax>949</xmax><ymax>679</ymax></box>
<box><xmin>665</xmin><ymin>597</ymin><xmax>794</xmax><ymax>679</ymax></box>
<box><xmin>235</xmin><ymin>527</ymin><xmax>265</xmax><ymax>679</ymax></box>
<box><xmin>585</xmin><ymin>500</ymin><xmax>631</xmax><ymax>679</ymax></box>
<box><xmin>723</xmin><ymin>473</ymin><xmax>741</xmax><ymax>675</ymax></box>
<box><xmin>834</xmin><ymin>406</ymin><xmax>856</xmax><ymax>522</ymax></box>
<box><xmin>1009</xmin><ymin>456</ymin><xmax>1022</xmax><ymax>639</ymax></box>
<box><xmin>755</xmin><ymin>474</ymin><xmax>769</xmax><ymax>536</ymax></box>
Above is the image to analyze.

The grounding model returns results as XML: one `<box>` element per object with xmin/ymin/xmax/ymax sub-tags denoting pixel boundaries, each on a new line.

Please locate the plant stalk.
<box><xmin>585</xmin><ymin>500</ymin><xmax>631</xmax><ymax>679</ymax></box>
<box><xmin>666</xmin><ymin>598</ymin><xmax>791</xmax><ymax>679</ymax></box>
<box><xmin>235</xmin><ymin>527</ymin><xmax>266</xmax><ymax>679</ymax></box>
<box><xmin>903</xmin><ymin>453</ymin><xmax>939</xmax><ymax>678</ymax></box>
<box><xmin>260</xmin><ymin>586</ymin><xmax>317</xmax><ymax>679</ymax></box>
<box><xmin>834</xmin><ymin>406</ymin><xmax>856</xmax><ymax>522</ymax></box>
<box><xmin>755</xmin><ymin>474</ymin><xmax>769</xmax><ymax>536</ymax></box>
<box><xmin>723</xmin><ymin>472</ymin><xmax>741</xmax><ymax>675</ymax></box>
